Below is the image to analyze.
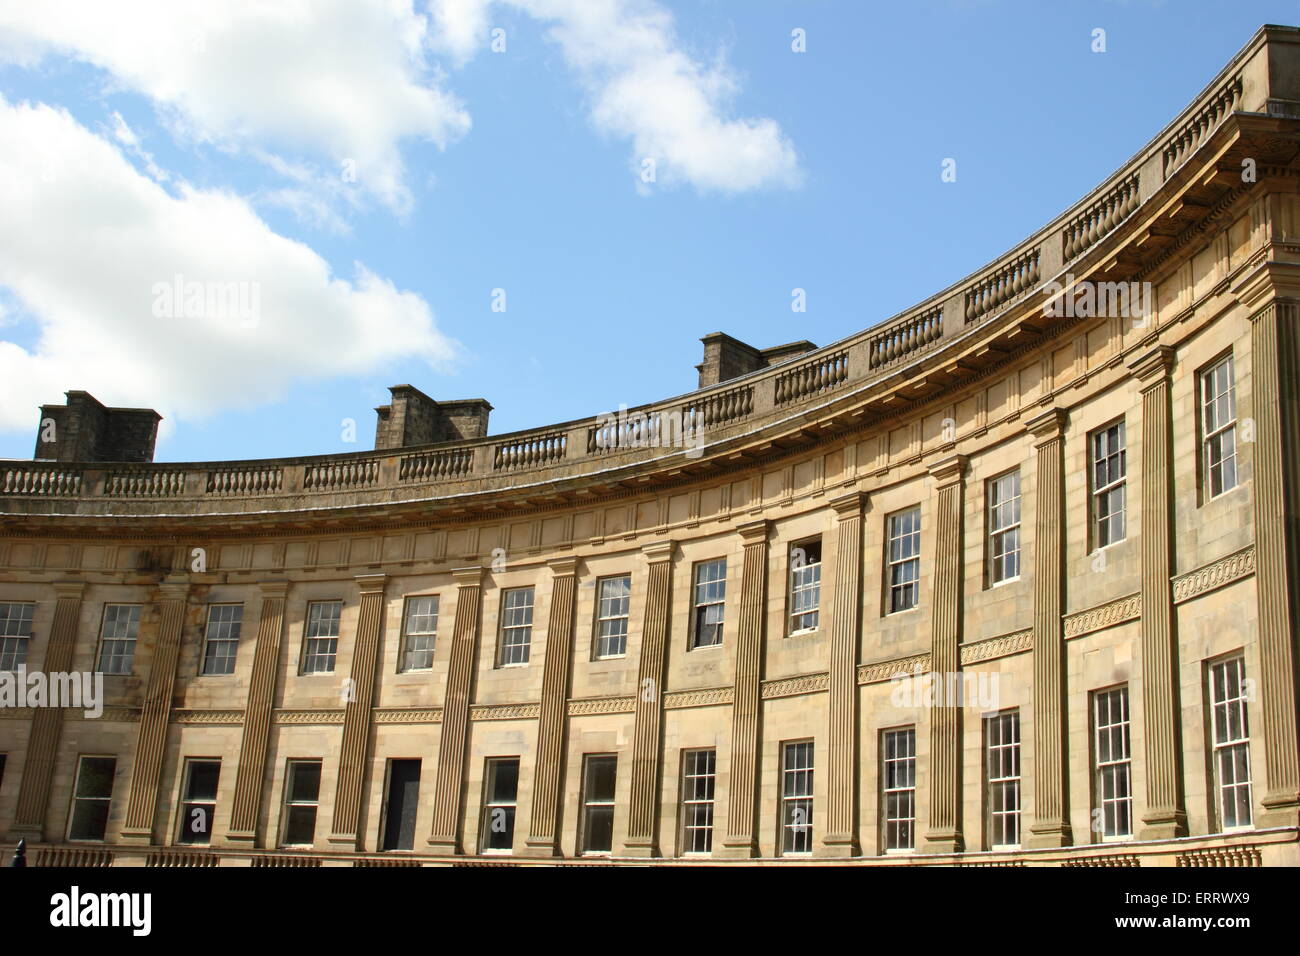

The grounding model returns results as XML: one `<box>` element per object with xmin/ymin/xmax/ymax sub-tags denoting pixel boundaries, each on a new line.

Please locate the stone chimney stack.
<box><xmin>696</xmin><ymin>333</ymin><xmax>819</xmax><ymax>388</ymax></box>
<box><xmin>34</xmin><ymin>390</ymin><xmax>161</xmax><ymax>462</ymax></box>
<box><xmin>374</xmin><ymin>385</ymin><xmax>492</xmax><ymax>449</ymax></box>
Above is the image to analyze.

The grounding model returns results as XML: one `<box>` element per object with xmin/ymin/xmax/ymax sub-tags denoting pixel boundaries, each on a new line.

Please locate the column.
<box><xmin>328</xmin><ymin>574</ymin><xmax>387</xmax><ymax>848</ymax></box>
<box><xmin>923</xmin><ymin>454</ymin><xmax>966</xmax><ymax>854</ymax></box>
<box><xmin>1025</xmin><ymin>407</ymin><xmax>1071</xmax><ymax>848</ymax></box>
<box><xmin>717</xmin><ymin>519</ymin><xmax>769</xmax><ymax>858</ymax></box>
<box><xmin>9</xmin><ymin>581</ymin><xmax>85</xmax><ymax>840</ymax></box>
<box><xmin>819</xmin><ymin>491</ymin><xmax>866</xmax><ymax>857</ymax></box>
<box><xmin>225</xmin><ymin>581</ymin><xmax>288</xmax><ymax>846</ymax></box>
<box><xmin>624</xmin><ymin>541</ymin><xmax>675</xmax><ymax>857</ymax></box>
<box><xmin>427</xmin><ymin>566</ymin><xmax>483</xmax><ymax>855</ymax></box>
<box><xmin>1247</xmin><ymin>298</ymin><xmax>1300</xmax><ymax>825</ymax></box>
<box><xmin>522</xmin><ymin>556</ymin><xmax>579</xmax><ymax>857</ymax></box>
<box><xmin>1128</xmin><ymin>344</ymin><xmax>1187</xmax><ymax>839</ymax></box>
<box><xmin>121</xmin><ymin>575</ymin><xmax>191</xmax><ymax>844</ymax></box>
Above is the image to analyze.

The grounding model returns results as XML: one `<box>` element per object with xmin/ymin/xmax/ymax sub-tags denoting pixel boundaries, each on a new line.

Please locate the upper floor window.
<box><xmin>498</xmin><ymin>587</ymin><xmax>534</xmax><ymax>666</ymax></box>
<box><xmin>594</xmin><ymin>576</ymin><xmax>631</xmax><ymax>659</ymax></box>
<box><xmin>400</xmin><ymin>596</ymin><xmax>438</xmax><ymax>672</ymax></box>
<box><xmin>887</xmin><ymin>508</ymin><xmax>921</xmax><ymax>613</ymax></box>
<box><xmin>200</xmin><ymin>604</ymin><xmax>242</xmax><ymax>676</ymax></box>
<box><xmin>1202</xmin><ymin>354</ymin><xmax>1238</xmax><ymax>499</ymax></box>
<box><xmin>1090</xmin><ymin>421</ymin><xmax>1127</xmax><ymax>548</ymax></box>
<box><xmin>987</xmin><ymin>471</ymin><xmax>1021</xmax><ymax>585</ymax></box>
<box><xmin>580</xmin><ymin>754</ymin><xmax>617</xmax><ymax>854</ymax></box>
<box><xmin>1210</xmin><ymin>656</ymin><xmax>1252</xmax><ymax>830</ymax></box>
<box><xmin>691</xmin><ymin>559</ymin><xmax>726</xmax><ymax>649</ymax></box>
<box><xmin>0</xmin><ymin>602</ymin><xmax>34</xmax><ymax>671</ymax></box>
<box><xmin>97</xmin><ymin>604</ymin><xmax>142</xmax><ymax>676</ymax></box>
<box><xmin>788</xmin><ymin>539</ymin><xmax>821</xmax><ymax>633</ymax></box>
<box><xmin>302</xmin><ymin>601</ymin><xmax>342</xmax><ymax>674</ymax></box>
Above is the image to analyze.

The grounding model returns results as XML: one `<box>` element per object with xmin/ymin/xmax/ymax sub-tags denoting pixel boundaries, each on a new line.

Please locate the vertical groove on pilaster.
<box><xmin>723</xmin><ymin>521</ymin><xmax>769</xmax><ymax>855</ymax></box>
<box><xmin>626</xmin><ymin>544</ymin><xmax>674</xmax><ymax>854</ymax></box>
<box><xmin>526</xmin><ymin>560</ymin><xmax>578</xmax><ymax>852</ymax></box>
<box><xmin>330</xmin><ymin>576</ymin><xmax>387</xmax><ymax>844</ymax></box>
<box><xmin>427</xmin><ymin>569</ymin><xmax>483</xmax><ymax>851</ymax></box>
<box><xmin>12</xmin><ymin>584</ymin><xmax>84</xmax><ymax>833</ymax></box>
<box><xmin>825</xmin><ymin>493</ymin><xmax>865</xmax><ymax>852</ymax></box>
<box><xmin>227</xmin><ymin>586</ymin><xmax>287</xmax><ymax>840</ymax></box>
<box><xmin>1250</xmin><ymin>301</ymin><xmax>1300</xmax><ymax>813</ymax></box>
<box><xmin>123</xmin><ymin>582</ymin><xmax>190</xmax><ymax>837</ymax></box>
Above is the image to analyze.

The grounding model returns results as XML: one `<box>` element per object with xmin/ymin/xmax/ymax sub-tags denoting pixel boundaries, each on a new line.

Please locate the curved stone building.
<box><xmin>3</xmin><ymin>25</ymin><xmax>1300</xmax><ymax>867</ymax></box>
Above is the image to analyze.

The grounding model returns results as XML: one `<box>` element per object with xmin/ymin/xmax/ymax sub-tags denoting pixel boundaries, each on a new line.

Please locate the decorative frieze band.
<box><xmin>1172</xmin><ymin>546</ymin><xmax>1255</xmax><ymax>603</ymax></box>
<box><xmin>373</xmin><ymin>708</ymin><xmax>444</xmax><ymax>724</ymax></box>
<box><xmin>567</xmin><ymin>695</ymin><xmax>635</xmax><ymax>716</ymax></box>
<box><xmin>274</xmin><ymin>709</ymin><xmax>346</xmax><ymax>725</ymax></box>
<box><xmin>1064</xmin><ymin>594</ymin><xmax>1141</xmax><ymax>639</ymax></box>
<box><xmin>469</xmin><ymin>703</ymin><xmax>540</xmax><ymax>721</ymax></box>
<box><xmin>960</xmin><ymin>629</ymin><xmax>1033</xmax><ymax>665</ymax></box>
<box><xmin>761</xmin><ymin>673</ymin><xmax>829</xmax><ymax>700</ymax></box>
<box><xmin>173</xmin><ymin>709</ymin><xmax>244</xmax><ymax>725</ymax></box>
<box><xmin>858</xmin><ymin>654</ymin><xmax>930</xmax><ymax>685</ymax></box>
<box><xmin>663</xmin><ymin>687</ymin><xmax>733</xmax><ymax>709</ymax></box>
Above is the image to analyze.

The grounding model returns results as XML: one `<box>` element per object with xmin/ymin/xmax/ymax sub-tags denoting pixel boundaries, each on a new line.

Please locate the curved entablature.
<box><xmin>5</xmin><ymin>24</ymin><xmax>1300</xmax><ymax>532</ymax></box>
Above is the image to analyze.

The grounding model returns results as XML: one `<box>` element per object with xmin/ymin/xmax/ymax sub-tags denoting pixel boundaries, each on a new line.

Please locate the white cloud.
<box><xmin>0</xmin><ymin>97</ymin><xmax>459</xmax><ymax>434</ymax></box>
<box><xmin>429</xmin><ymin>0</ymin><xmax>801</xmax><ymax>193</ymax></box>
<box><xmin>0</xmin><ymin>0</ymin><xmax>471</xmax><ymax>212</ymax></box>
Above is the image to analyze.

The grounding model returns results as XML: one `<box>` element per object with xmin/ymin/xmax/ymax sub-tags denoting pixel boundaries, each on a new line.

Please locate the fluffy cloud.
<box><xmin>0</xmin><ymin>97</ymin><xmax>458</xmax><ymax>433</ymax></box>
<box><xmin>435</xmin><ymin>0</ymin><xmax>802</xmax><ymax>193</ymax></box>
<box><xmin>0</xmin><ymin>0</ymin><xmax>470</xmax><ymax>212</ymax></box>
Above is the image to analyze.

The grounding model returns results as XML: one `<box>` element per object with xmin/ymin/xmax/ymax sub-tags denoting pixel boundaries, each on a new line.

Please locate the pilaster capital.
<box><xmin>547</xmin><ymin>555</ymin><xmax>580</xmax><ymax>577</ymax></box>
<box><xmin>259</xmin><ymin>580</ymin><xmax>290</xmax><ymax>598</ymax></box>
<box><xmin>354</xmin><ymin>573</ymin><xmax>387</xmax><ymax>595</ymax></box>
<box><xmin>926</xmin><ymin>454</ymin><xmax>968</xmax><ymax>488</ymax></box>
<box><xmin>1126</xmin><ymin>344</ymin><xmax>1175</xmax><ymax>386</ymax></box>
<box><xmin>737</xmin><ymin>518</ymin><xmax>770</xmax><ymax>545</ymax></box>
<box><xmin>158</xmin><ymin>574</ymin><xmax>190</xmax><ymax>603</ymax></box>
<box><xmin>829</xmin><ymin>490</ymin><xmax>868</xmax><ymax>521</ymax></box>
<box><xmin>641</xmin><ymin>540</ymin><xmax>676</xmax><ymax>564</ymax></box>
<box><xmin>1025</xmin><ymin>407</ymin><xmax>1069</xmax><ymax>445</ymax></box>
<box><xmin>452</xmin><ymin>566</ymin><xmax>484</xmax><ymax>587</ymax></box>
<box><xmin>51</xmin><ymin>580</ymin><xmax>87</xmax><ymax>600</ymax></box>
<box><xmin>1230</xmin><ymin>257</ymin><xmax>1300</xmax><ymax>313</ymax></box>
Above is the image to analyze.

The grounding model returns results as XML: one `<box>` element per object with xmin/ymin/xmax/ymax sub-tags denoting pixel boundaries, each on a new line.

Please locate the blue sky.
<box><xmin>0</xmin><ymin>1</ymin><xmax>1291</xmax><ymax>462</ymax></box>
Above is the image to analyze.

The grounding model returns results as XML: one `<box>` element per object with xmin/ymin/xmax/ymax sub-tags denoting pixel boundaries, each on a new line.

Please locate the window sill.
<box><xmin>787</xmin><ymin>628</ymin><xmax>819</xmax><ymax>638</ymax></box>
<box><xmin>688</xmin><ymin>642</ymin><xmax>723</xmax><ymax>652</ymax></box>
<box><xmin>989</xmin><ymin>575</ymin><xmax>1021</xmax><ymax>589</ymax></box>
<box><xmin>496</xmin><ymin>662</ymin><xmax>530</xmax><ymax>669</ymax></box>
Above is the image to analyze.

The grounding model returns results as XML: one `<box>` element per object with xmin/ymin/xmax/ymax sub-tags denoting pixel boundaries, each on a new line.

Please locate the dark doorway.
<box><xmin>381</xmin><ymin>759</ymin><xmax>421</xmax><ymax>851</ymax></box>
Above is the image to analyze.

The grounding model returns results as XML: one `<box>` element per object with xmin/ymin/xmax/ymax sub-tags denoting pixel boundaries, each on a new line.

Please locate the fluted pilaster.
<box><xmin>1128</xmin><ymin>345</ymin><xmax>1187</xmax><ymax>839</ymax></box>
<box><xmin>624</xmin><ymin>541</ymin><xmax>675</xmax><ymax>857</ymax></box>
<box><xmin>427</xmin><ymin>567</ymin><xmax>483</xmax><ymax>854</ymax></box>
<box><xmin>9</xmin><ymin>581</ymin><xmax>85</xmax><ymax>839</ymax></box>
<box><xmin>923</xmin><ymin>455</ymin><xmax>966</xmax><ymax>854</ymax></box>
<box><xmin>522</xmin><ymin>556</ymin><xmax>579</xmax><ymax>856</ymax></box>
<box><xmin>225</xmin><ymin>581</ymin><xmax>288</xmax><ymax>845</ymax></box>
<box><xmin>1025</xmin><ymin>408</ymin><xmax>1071</xmax><ymax>848</ymax></box>
<box><xmin>121</xmin><ymin>576</ymin><xmax>191</xmax><ymax>843</ymax></box>
<box><xmin>1247</xmin><ymin>299</ymin><xmax>1300</xmax><ymax>824</ymax></box>
<box><xmin>717</xmin><ymin>519</ymin><xmax>770</xmax><ymax>858</ymax></box>
<box><xmin>328</xmin><ymin>574</ymin><xmax>387</xmax><ymax>848</ymax></box>
<box><xmin>818</xmin><ymin>491</ymin><xmax>866</xmax><ymax>857</ymax></box>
